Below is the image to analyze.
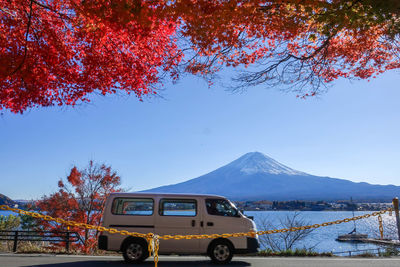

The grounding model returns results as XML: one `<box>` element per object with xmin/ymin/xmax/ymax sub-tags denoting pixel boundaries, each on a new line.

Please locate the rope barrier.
<box><xmin>0</xmin><ymin>204</ymin><xmax>393</xmax><ymax>267</ymax></box>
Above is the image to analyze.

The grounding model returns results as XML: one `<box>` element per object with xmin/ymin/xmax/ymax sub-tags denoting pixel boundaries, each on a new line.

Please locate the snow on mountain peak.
<box><xmin>229</xmin><ymin>152</ymin><xmax>306</xmax><ymax>176</ymax></box>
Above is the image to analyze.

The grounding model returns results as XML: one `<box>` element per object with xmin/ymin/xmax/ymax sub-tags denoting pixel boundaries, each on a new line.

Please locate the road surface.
<box><xmin>1</xmin><ymin>254</ymin><xmax>400</xmax><ymax>267</ymax></box>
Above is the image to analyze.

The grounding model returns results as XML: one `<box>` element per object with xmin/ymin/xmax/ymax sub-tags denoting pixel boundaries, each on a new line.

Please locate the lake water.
<box><xmin>245</xmin><ymin>210</ymin><xmax>396</xmax><ymax>254</ymax></box>
<box><xmin>0</xmin><ymin>210</ymin><xmax>395</xmax><ymax>254</ymax></box>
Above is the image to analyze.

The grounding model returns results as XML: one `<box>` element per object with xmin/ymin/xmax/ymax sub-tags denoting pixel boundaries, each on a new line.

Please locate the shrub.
<box><xmin>0</xmin><ymin>215</ymin><xmax>20</xmax><ymax>230</ymax></box>
<box><xmin>380</xmin><ymin>247</ymin><xmax>400</xmax><ymax>257</ymax></box>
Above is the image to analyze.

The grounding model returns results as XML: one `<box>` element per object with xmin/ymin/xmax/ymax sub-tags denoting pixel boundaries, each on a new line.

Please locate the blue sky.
<box><xmin>1</xmin><ymin>70</ymin><xmax>399</xmax><ymax>199</ymax></box>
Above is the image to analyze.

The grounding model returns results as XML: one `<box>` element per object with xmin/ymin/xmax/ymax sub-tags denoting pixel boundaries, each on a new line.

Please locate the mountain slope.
<box><xmin>143</xmin><ymin>152</ymin><xmax>400</xmax><ymax>201</ymax></box>
<box><xmin>0</xmin><ymin>193</ymin><xmax>15</xmax><ymax>206</ymax></box>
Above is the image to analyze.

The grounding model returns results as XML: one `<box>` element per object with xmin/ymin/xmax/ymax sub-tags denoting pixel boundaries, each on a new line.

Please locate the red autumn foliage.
<box><xmin>1</xmin><ymin>0</ymin><xmax>399</xmax><ymax>113</ymax></box>
<box><xmin>0</xmin><ymin>0</ymin><xmax>181</xmax><ymax>113</ymax></box>
<box><xmin>36</xmin><ymin>161</ymin><xmax>122</xmax><ymax>253</ymax></box>
<box><xmin>170</xmin><ymin>0</ymin><xmax>400</xmax><ymax>94</ymax></box>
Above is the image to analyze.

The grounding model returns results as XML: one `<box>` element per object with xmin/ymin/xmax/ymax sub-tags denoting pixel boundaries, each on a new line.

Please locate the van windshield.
<box><xmin>205</xmin><ymin>199</ymin><xmax>239</xmax><ymax>217</ymax></box>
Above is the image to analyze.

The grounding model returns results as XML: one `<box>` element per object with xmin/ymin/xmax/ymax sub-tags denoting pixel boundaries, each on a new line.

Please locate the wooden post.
<box><xmin>13</xmin><ymin>231</ymin><xmax>18</xmax><ymax>252</ymax></box>
<box><xmin>393</xmin><ymin>197</ymin><xmax>400</xmax><ymax>242</ymax></box>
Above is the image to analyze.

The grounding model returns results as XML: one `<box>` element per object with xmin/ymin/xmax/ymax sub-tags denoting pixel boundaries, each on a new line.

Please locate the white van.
<box><xmin>98</xmin><ymin>192</ymin><xmax>259</xmax><ymax>264</ymax></box>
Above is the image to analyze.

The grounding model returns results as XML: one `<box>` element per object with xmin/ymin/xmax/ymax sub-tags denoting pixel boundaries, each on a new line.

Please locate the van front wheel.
<box><xmin>122</xmin><ymin>239</ymin><xmax>149</xmax><ymax>263</ymax></box>
<box><xmin>209</xmin><ymin>240</ymin><xmax>234</xmax><ymax>264</ymax></box>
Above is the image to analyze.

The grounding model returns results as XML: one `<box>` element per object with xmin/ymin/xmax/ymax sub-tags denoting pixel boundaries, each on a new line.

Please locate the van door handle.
<box><xmin>191</xmin><ymin>220</ymin><xmax>196</xmax><ymax>227</ymax></box>
<box><xmin>207</xmin><ymin>222</ymin><xmax>214</xmax><ymax>226</ymax></box>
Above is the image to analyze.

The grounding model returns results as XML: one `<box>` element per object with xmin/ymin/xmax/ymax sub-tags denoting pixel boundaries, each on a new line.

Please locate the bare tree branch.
<box><xmin>257</xmin><ymin>212</ymin><xmax>316</xmax><ymax>252</ymax></box>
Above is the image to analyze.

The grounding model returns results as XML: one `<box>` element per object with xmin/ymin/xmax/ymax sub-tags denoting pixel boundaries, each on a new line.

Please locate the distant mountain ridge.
<box><xmin>144</xmin><ymin>152</ymin><xmax>400</xmax><ymax>201</ymax></box>
<box><xmin>0</xmin><ymin>193</ymin><xmax>15</xmax><ymax>206</ymax></box>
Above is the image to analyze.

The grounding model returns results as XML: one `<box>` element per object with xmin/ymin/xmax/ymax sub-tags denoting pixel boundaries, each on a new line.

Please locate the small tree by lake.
<box><xmin>257</xmin><ymin>212</ymin><xmax>316</xmax><ymax>252</ymax></box>
<box><xmin>0</xmin><ymin>215</ymin><xmax>20</xmax><ymax>251</ymax></box>
<box><xmin>36</xmin><ymin>161</ymin><xmax>122</xmax><ymax>253</ymax></box>
<box><xmin>0</xmin><ymin>215</ymin><xmax>20</xmax><ymax>231</ymax></box>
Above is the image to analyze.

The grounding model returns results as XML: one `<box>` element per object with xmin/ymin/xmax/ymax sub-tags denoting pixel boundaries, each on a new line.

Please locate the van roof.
<box><xmin>108</xmin><ymin>192</ymin><xmax>227</xmax><ymax>199</ymax></box>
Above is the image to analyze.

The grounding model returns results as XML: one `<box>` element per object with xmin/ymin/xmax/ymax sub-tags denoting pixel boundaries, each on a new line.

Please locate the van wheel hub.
<box><xmin>126</xmin><ymin>243</ymin><xmax>143</xmax><ymax>260</ymax></box>
<box><xmin>213</xmin><ymin>244</ymin><xmax>230</xmax><ymax>261</ymax></box>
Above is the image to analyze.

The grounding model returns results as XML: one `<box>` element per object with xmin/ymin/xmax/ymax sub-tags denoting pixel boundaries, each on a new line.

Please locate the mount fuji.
<box><xmin>143</xmin><ymin>152</ymin><xmax>400</xmax><ymax>201</ymax></box>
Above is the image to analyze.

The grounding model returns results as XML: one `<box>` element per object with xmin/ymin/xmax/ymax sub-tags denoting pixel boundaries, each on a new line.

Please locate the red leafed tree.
<box><xmin>36</xmin><ymin>161</ymin><xmax>122</xmax><ymax>253</ymax></box>
<box><xmin>1</xmin><ymin>1</ymin><xmax>400</xmax><ymax>113</ymax></box>
<box><xmin>171</xmin><ymin>0</ymin><xmax>400</xmax><ymax>95</ymax></box>
<box><xmin>0</xmin><ymin>0</ymin><xmax>181</xmax><ymax>113</ymax></box>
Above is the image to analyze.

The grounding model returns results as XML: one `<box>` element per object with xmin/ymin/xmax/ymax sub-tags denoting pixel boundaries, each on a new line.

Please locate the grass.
<box><xmin>0</xmin><ymin>241</ymin><xmax>75</xmax><ymax>254</ymax></box>
<box><xmin>379</xmin><ymin>247</ymin><xmax>400</xmax><ymax>257</ymax></box>
<box><xmin>258</xmin><ymin>247</ymin><xmax>400</xmax><ymax>258</ymax></box>
<box><xmin>257</xmin><ymin>248</ymin><xmax>333</xmax><ymax>257</ymax></box>
<box><xmin>0</xmin><ymin>241</ymin><xmax>119</xmax><ymax>255</ymax></box>
<box><xmin>3</xmin><ymin>241</ymin><xmax>398</xmax><ymax>258</ymax></box>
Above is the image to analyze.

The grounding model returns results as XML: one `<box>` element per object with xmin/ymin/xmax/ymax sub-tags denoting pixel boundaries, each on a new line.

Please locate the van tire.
<box><xmin>208</xmin><ymin>239</ymin><xmax>234</xmax><ymax>264</ymax></box>
<box><xmin>122</xmin><ymin>238</ymin><xmax>149</xmax><ymax>263</ymax></box>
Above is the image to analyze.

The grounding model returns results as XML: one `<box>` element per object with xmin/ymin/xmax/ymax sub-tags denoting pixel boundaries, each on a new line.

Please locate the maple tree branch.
<box><xmin>9</xmin><ymin>0</ymin><xmax>33</xmax><ymax>77</ymax></box>
<box><xmin>0</xmin><ymin>7</ymin><xmax>16</xmax><ymax>17</ymax></box>
<box><xmin>31</xmin><ymin>0</ymin><xmax>71</xmax><ymax>20</ymax></box>
<box><xmin>289</xmin><ymin>33</ymin><xmax>335</xmax><ymax>61</ymax></box>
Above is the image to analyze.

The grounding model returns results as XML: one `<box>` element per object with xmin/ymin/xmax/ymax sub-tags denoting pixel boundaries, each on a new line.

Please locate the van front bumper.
<box><xmin>235</xmin><ymin>237</ymin><xmax>259</xmax><ymax>254</ymax></box>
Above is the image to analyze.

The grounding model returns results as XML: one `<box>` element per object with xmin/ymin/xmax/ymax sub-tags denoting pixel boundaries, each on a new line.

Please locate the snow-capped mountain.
<box><xmin>143</xmin><ymin>152</ymin><xmax>400</xmax><ymax>201</ymax></box>
<box><xmin>223</xmin><ymin>152</ymin><xmax>307</xmax><ymax>176</ymax></box>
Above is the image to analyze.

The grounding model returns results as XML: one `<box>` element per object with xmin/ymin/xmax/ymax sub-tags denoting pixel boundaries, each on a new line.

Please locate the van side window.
<box><xmin>111</xmin><ymin>198</ymin><xmax>154</xmax><ymax>215</ymax></box>
<box><xmin>159</xmin><ymin>199</ymin><xmax>197</xmax><ymax>216</ymax></box>
<box><xmin>206</xmin><ymin>199</ymin><xmax>239</xmax><ymax>217</ymax></box>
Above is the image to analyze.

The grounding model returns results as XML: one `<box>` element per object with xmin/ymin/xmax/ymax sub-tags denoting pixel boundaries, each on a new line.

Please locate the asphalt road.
<box><xmin>1</xmin><ymin>254</ymin><xmax>400</xmax><ymax>267</ymax></box>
